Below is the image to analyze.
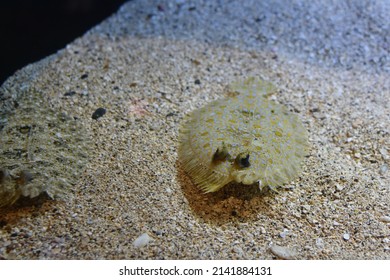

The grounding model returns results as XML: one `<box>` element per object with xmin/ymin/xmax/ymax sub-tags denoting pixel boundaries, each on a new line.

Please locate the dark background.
<box><xmin>0</xmin><ymin>0</ymin><xmax>127</xmax><ymax>85</ymax></box>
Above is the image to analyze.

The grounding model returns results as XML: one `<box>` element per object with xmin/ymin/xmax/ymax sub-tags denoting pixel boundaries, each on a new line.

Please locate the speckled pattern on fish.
<box><xmin>179</xmin><ymin>78</ymin><xmax>309</xmax><ymax>192</ymax></box>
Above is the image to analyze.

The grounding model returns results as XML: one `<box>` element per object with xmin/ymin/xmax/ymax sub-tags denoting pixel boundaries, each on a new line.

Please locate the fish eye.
<box><xmin>212</xmin><ymin>143</ymin><xmax>231</xmax><ymax>162</ymax></box>
<box><xmin>236</xmin><ymin>153</ymin><xmax>250</xmax><ymax>168</ymax></box>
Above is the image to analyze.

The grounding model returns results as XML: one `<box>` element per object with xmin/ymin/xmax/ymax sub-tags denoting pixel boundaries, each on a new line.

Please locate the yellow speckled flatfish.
<box><xmin>178</xmin><ymin>78</ymin><xmax>309</xmax><ymax>193</ymax></box>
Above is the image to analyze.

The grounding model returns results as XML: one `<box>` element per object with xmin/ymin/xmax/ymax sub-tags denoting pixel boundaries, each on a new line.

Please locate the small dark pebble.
<box><xmin>59</xmin><ymin>112</ymin><xmax>72</xmax><ymax>122</ymax></box>
<box><xmin>92</xmin><ymin>107</ymin><xmax>106</xmax><ymax>120</ymax></box>
<box><xmin>64</xmin><ymin>91</ymin><xmax>76</xmax><ymax>97</ymax></box>
<box><xmin>157</xmin><ymin>4</ymin><xmax>164</xmax><ymax>11</ymax></box>
<box><xmin>166</xmin><ymin>112</ymin><xmax>176</xmax><ymax>117</ymax></box>
<box><xmin>153</xmin><ymin>229</ymin><xmax>164</xmax><ymax>236</ymax></box>
<box><xmin>80</xmin><ymin>74</ymin><xmax>88</xmax><ymax>79</ymax></box>
<box><xmin>194</xmin><ymin>79</ymin><xmax>201</xmax><ymax>85</ymax></box>
<box><xmin>293</xmin><ymin>108</ymin><xmax>301</xmax><ymax>113</ymax></box>
<box><xmin>310</xmin><ymin>107</ymin><xmax>320</xmax><ymax>113</ymax></box>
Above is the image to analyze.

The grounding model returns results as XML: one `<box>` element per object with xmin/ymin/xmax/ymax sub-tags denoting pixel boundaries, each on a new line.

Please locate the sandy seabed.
<box><xmin>0</xmin><ymin>0</ymin><xmax>389</xmax><ymax>259</ymax></box>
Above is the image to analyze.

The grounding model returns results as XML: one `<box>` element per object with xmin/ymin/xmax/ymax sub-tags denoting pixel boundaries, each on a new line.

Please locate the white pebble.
<box><xmin>335</xmin><ymin>184</ymin><xmax>344</xmax><ymax>191</ymax></box>
<box><xmin>379</xmin><ymin>148</ymin><xmax>388</xmax><ymax>159</ymax></box>
<box><xmin>380</xmin><ymin>216</ymin><xmax>390</xmax><ymax>223</ymax></box>
<box><xmin>353</xmin><ymin>152</ymin><xmax>361</xmax><ymax>159</ymax></box>
<box><xmin>316</xmin><ymin>238</ymin><xmax>324</xmax><ymax>249</ymax></box>
<box><xmin>379</xmin><ymin>164</ymin><xmax>388</xmax><ymax>175</ymax></box>
<box><xmin>133</xmin><ymin>233</ymin><xmax>151</xmax><ymax>248</ymax></box>
<box><xmin>279</xmin><ymin>229</ymin><xmax>289</xmax><ymax>239</ymax></box>
<box><xmin>343</xmin><ymin>233</ymin><xmax>350</xmax><ymax>241</ymax></box>
<box><xmin>270</xmin><ymin>244</ymin><xmax>297</xmax><ymax>260</ymax></box>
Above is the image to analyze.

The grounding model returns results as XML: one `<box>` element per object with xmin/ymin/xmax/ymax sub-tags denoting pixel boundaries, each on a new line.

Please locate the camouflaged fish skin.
<box><xmin>0</xmin><ymin>89</ymin><xmax>91</xmax><ymax>207</ymax></box>
<box><xmin>179</xmin><ymin>78</ymin><xmax>309</xmax><ymax>192</ymax></box>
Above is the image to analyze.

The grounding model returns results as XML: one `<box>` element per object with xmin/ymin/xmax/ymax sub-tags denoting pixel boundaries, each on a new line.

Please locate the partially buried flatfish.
<box><xmin>0</xmin><ymin>88</ymin><xmax>91</xmax><ymax>207</ymax></box>
<box><xmin>178</xmin><ymin>78</ymin><xmax>309</xmax><ymax>193</ymax></box>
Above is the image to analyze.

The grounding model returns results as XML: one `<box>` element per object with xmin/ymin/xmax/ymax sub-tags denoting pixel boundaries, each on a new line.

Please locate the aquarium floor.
<box><xmin>0</xmin><ymin>0</ymin><xmax>389</xmax><ymax>259</ymax></box>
